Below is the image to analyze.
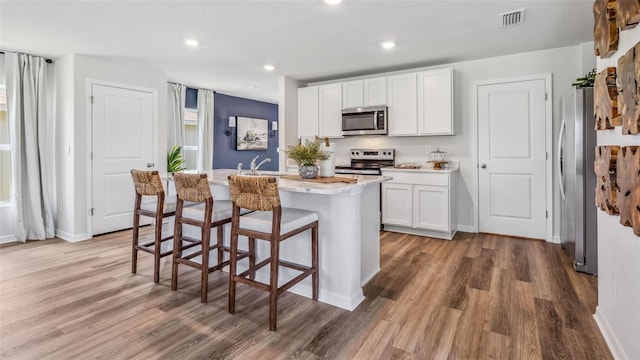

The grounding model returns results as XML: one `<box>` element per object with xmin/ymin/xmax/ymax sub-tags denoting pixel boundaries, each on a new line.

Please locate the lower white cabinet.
<box><xmin>381</xmin><ymin>169</ymin><xmax>456</xmax><ymax>240</ymax></box>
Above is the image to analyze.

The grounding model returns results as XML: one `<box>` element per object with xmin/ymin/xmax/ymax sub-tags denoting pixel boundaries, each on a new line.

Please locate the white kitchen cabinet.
<box><xmin>319</xmin><ymin>84</ymin><xmax>343</xmax><ymax>138</ymax></box>
<box><xmin>298</xmin><ymin>86</ymin><xmax>319</xmax><ymax>138</ymax></box>
<box><xmin>363</xmin><ymin>77</ymin><xmax>387</xmax><ymax>107</ymax></box>
<box><xmin>413</xmin><ymin>185</ymin><xmax>449</xmax><ymax>232</ymax></box>
<box><xmin>381</xmin><ymin>169</ymin><xmax>457</xmax><ymax>240</ymax></box>
<box><xmin>342</xmin><ymin>77</ymin><xmax>386</xmax><ymax>109</ymax></box>
<box><xmin>342</xmin><ymin>80</ymin><xmax>364</xmax><ymax>109</ymax></box>
<box><xmin>417</xmin><ymin>68</ymin><xmax>454</xmax><ymax>135</ymax></box>
<box><xmin>382</xmin><ymin>183</ymin><xmax>413</xmax><ymax>227</ymax></box>
<box><xmin>387</xmin><ymin>73</ymin><xmax>417</xmax><ymax>136</ymax></box>
<box><xmin>298</xmin><ymin>85</ymin><xmax>342</xmax><ymax>138</ymax></box>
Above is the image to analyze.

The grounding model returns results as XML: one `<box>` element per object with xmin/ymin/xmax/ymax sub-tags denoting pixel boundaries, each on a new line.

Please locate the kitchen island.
<box><xmin>201</xmin><ymin>169</ymin><xmax>391</xmax><ymax>311</ymax></box>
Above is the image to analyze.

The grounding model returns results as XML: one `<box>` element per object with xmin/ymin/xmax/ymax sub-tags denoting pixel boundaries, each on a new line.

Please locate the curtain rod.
<box><xmin>168</xmin><ymin>81</ymin><xmax>216</xmax><ymax>94</ymax></box>
<box><xmin>0</xmin><ymin>50</ymin><xmax>53</xmax><ymax>64</ymax></box>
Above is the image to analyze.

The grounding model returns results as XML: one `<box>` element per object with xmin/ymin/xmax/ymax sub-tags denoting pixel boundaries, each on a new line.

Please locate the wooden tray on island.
<box><xmin>281</xmin><ymin>175</ymin><xmax>357</xmax><ymax>184</ymax></box>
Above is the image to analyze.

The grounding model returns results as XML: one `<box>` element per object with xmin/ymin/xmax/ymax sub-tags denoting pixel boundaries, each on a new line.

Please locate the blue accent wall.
<box><xmin>213</xmin><ymin>93</ymin><xmax>279</xmax><ymax>171</ymax></box>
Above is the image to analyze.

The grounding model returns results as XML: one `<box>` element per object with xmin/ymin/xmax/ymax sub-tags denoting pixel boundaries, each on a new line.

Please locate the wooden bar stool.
<box><xmin>227</xmin><ymin>175</ymin><xmax>319</xmax><ymax>331</ymax></box>
<box><xmin>171</xmin><ymin>172</ymin><xmax>250</xmax><ymax>303</ymax></box>
<box><xmin>130</xmin><ymin>169</ymin><xmax>185</xmax><ymax>283</ymax></box>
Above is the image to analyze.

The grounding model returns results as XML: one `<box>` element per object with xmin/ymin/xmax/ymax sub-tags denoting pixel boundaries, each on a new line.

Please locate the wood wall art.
<box><xmin>617</xmin><ymin>41</ymin><xmax>640</xmax><ymax>134</ymax></box>
<box><xmin>616</xmin><ymin>146</ymin><xmax>640</xmax><ymax>235</ymax></box>
<box><xmin>594</xmin><ymin>67</ymin><xmax>622</xmax><ymax>130</ymax></box>
<box><xmin>617</xmin><ymin>0</ymin><xmax>640</xmax><ymax>30</ymax></box>
<box><xmin>595</xmin><ymin>145</ymin><xmax>620</xmax><ymax>215</ymax></box>
<box><xmin>594</xmin><ymin>0</ymin><xmax>619</xmax><ymax>58</ymax></box>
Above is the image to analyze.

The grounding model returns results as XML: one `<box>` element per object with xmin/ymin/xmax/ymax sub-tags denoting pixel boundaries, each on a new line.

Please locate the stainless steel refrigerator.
<box><xmin>557</xmin><ymin>87</ymin><xmax>597</xmax><ymax>275</ymax></box>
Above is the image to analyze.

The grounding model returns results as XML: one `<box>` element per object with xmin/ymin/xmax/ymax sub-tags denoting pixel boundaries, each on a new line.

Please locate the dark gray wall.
<box><xmin>213</xmin><ymin>93</ymin><xmax>278</xmax><ymax>170</ymax></box>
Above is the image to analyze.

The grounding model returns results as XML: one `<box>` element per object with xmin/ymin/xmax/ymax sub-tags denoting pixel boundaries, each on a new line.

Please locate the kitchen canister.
<box><xmin>319</xmin><ymin>142</ymin><xmax>335</xmax><ymax>177</ymax></box>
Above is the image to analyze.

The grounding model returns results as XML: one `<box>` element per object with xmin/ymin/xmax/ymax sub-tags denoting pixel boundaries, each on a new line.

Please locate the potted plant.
<box><xmin>167</xmin><ymin>145</ymin><xmax>185</xmax><ymax>173</ymax></box>
<box><xmin>286</xmin><ymin>139</ymin><xmax>330</xmax><ymax>179</ymax></box>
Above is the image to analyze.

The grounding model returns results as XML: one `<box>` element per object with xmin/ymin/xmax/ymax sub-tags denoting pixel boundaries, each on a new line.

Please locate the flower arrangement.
<box><xmin>286</xmin><ymin>139</ymin><xmax>330</xmax><ymax>167</ymax></box>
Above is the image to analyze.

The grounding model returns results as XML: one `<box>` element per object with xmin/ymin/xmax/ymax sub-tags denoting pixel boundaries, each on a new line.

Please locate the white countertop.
<box><xmin>194</xmin><ymin>169</ymin><xmax>392</xmax><ymax>195</ymax></box>
<box><xmin>381</xmin><ymin>166</ymin><xmax>459</xmax><ymax>174</ymax></box>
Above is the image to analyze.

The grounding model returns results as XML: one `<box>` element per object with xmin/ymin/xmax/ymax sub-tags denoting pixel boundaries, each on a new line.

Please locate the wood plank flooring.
<box><xmin>0</xmin><ymin>230</ymin><xmax>611</xmax><ymax>359</ymax></box>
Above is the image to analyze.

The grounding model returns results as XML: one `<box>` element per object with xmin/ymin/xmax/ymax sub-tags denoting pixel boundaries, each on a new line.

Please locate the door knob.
<box><xmin>146</xmin><ymin>163</ymin><xmax>154</xmax><ymax>168</ymax></box>
<box><xmin>480</xmin><ymin>164</ymin><xmax>487</xmax><ymax>169</ymax></box>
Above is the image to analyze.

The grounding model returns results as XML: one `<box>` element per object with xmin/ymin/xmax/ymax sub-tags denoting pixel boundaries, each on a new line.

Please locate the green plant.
<box><xmin>167</xmin><ymin>145</ymin><xmax>185</xmax><ymax>173</ymax></box>
<box><xmin>286</xmin><ymin>139</ymin><xmax>330</xmax><ymax>167</ymax></box>
<box><xmin>572</xmin><ymin>69</ymin><xmax>596</xmax><ymax>88</ymax></box>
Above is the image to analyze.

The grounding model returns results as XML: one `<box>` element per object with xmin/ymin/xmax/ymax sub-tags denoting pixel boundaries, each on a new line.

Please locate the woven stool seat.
<box><xmin>130</xmin><ymin>169</ymin><xmax>183</xmax><ymax>283</ymax></box>
<box><xmin>227</xmin><ymin>175</ymin><xmax>319</xmax><ymax>331</ymax></box>
<box><xmin>171</xmin><ymin>172</ymin><xmax>250</xmax><ymax>303</ymax></box>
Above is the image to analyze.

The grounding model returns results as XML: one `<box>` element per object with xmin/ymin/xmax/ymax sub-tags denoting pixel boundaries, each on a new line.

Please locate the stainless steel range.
<box><xmin>335</xmin><ymin>148</ymin><xmax>395</xmax><ymax>175</ymax></box>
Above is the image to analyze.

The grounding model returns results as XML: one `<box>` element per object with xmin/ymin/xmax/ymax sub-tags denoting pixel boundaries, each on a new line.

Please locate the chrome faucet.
<box><xmin>250</xmin><ymin>156</ymin><xmax>271</xmax><ymax>174</ymax></box>
<box><xmin>236</xmin><ymin>162</ymin><xmax>243</xmax><ymax>174</ymax></box>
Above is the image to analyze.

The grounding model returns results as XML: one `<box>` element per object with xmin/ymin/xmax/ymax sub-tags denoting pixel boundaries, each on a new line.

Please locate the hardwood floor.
<box><xmin>0</xmin><ymin>230</ymin><xmax>611</xmax><ymax>359</ymax></box>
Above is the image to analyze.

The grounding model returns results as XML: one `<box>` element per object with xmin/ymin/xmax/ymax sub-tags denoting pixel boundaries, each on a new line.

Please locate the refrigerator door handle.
<box><xmin>557</xmin><ymin>119</ymin><xmax>566</xmax><ymax>200</ymax></box>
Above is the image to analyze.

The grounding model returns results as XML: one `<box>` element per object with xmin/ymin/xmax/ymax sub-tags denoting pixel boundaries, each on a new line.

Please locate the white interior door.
<box><xmin>92</xmin><ymin>84</ymin><xmax>154</xmax><ymax>235</ymax></box>
<box><xmin>478</xmin><ymin>78</ymin><xmax>547</xmax><ymax>239</ymax></box>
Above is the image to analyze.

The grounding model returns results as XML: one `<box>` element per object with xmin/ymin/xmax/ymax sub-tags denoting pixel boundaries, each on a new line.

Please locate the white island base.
<box><xmin>201</xmin><ymin>170</ymin><xmax>389</xmax><ymax>311</ymax></box>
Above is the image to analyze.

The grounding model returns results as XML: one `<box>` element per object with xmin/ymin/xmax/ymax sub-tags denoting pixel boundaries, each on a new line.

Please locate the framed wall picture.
<box><xmin>236</xmin><ymin>117</ymin><xmax>268</xmax><ymax>150</ymax></box>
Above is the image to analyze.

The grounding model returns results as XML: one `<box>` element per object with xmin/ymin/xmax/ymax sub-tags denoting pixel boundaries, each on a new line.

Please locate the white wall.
<box><xmin>278</xmin><ymin>76</ymin><xmax>301</xmax><ymax>172</ymax></box>
<box><xmin>55</xmin><ymin>54</ymin><xmax>167</xmax><ymax>241</ymax></box>
<box><xmin>304</xmin><ymin>44</ymin><xmax>591</xmax><ymax>235</ymax></box>
<box><xmin>594</xmin><ymin>26</ymin><xmax>640</xmax><ymax>360</ymax></box>
<box><xmin>54</xmin><ymin>54</ymin><xmax>76</xmax><ymax>240</ymax></box>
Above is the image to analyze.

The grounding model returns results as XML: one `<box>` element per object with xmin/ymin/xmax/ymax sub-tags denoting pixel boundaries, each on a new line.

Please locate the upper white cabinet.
<box><xmin>342</xmin><ymin>81</ymin><xmax>364</xmax><ymax>109</ymax></box>
<box><xmin>298</xmin><ymin>86</ymin><xmax>319</xmax><ymax>138</ymax></box>
<box><xmin>417</xmin><ymin>68</ymin><xmax>454</xmax><ymax>135</ymax></box>
<box><xmin>342</xmin><ymin>77</ymin><xmax>386</xmax><ymax>109</ymax></box>
<box><xmin>387</xmin><ymin>73</ymin><xmax>417</xmax><ymax>136</ymax></box>
<box><xmin>298</xmin><ymin>84</ymin><xmax>343</xmax><ymax>138</ymax></box>
<box><xmin>298</xmin><ymin>68</ymin><xmax>453</xmax><ymax>138</ymax></box>
<box><xmin>319</xmin><ymin>84</ymin><xmax>343</xmax><ymax>138</ymax></box>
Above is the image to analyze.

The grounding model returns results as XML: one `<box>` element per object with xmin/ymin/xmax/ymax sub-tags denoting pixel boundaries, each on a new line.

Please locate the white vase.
<box><xmin>319</xmin><ymin>143</ymin><xmax>335</xmax><ymax>177</ymax></box>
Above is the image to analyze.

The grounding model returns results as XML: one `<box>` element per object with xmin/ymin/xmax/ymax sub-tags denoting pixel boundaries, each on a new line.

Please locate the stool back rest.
<box><xmin>173</xmin><ymin>173</ymin><xmax>212</xmax><ymax>202</ymax></box>
<box><xmin>130</xmin><ymin>170</ymin><xmax>164</xmax><ymax>196</ymax></box>
<box><xmin>228</xmin><ymin>175</ymin><xmax>280</xmax><ymax>211</ymax></box>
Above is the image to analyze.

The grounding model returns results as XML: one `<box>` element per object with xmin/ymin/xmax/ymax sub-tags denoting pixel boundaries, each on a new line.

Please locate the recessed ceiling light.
<box><xmin>263</xmin><ymin>64</ymin><xmax>275</xmax><ymax>71</ymax></box>
<box><xmin>324</xmin><ymin>0</ymin><xmax>342</xmax><ymax>4</ymax></box>
<box><xmin>247</xmin><ymin>85</ymin><xmax>258</xmax><ymax>89</ymax></box>
<box><xmin>381</xmin><ymin>41</ymin><xmax>396</xmax><ymax>50</ymax></box>
<box><xmin>184</xmin><ymin>38</ymin><xmax>199</xmax><ymax>47</ymax></box>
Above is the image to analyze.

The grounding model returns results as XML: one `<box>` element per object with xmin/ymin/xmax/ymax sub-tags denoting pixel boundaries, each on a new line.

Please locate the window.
<box><xmin>183</xmin><ymin>108</ymin><xmax>197</xmax><ymax>170</ymax></box>
<box><xmin>0</xmin><ymin>85</ymin><xmax>10</xmax><ymax>204</ymax></box>
<box><xmin>182</xmin><ymin>87</ymin><xmax>198</xmax><ymax>170</ymax></box>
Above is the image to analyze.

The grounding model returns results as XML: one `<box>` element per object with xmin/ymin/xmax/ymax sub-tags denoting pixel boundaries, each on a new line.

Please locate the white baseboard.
<box><xmin>457</xmin><ymin>224</ymin><xmax>474</xmax><ymax>233</ymax></box>
<box><xmin>0</xmin><ymin>234</ymin><xmax>17</xmax><ymax>244</ymax></box>
<box><xmin>594</xmin><ymin>306</ymin><xmax>628</xmax><ymax>360</ymax></box>
<box><xmin>550</xmin><ymin>235</ymin><xmax>561</xmax><ymax>244</ymax></box>
<box><xmin>56</xmin><ymin>230</ymin><xmax>91</xmax><ymax>242</ymax></box>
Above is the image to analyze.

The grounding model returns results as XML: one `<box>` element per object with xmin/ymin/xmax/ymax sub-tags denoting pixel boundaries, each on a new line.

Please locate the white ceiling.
<box><xmin>0</xmin><ymin>0</ymin><xmax>593</xmax><ymax>104</ymax></box>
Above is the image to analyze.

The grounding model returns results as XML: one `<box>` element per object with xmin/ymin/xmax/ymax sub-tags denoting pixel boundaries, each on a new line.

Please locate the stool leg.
<box><xmin>217</xmin><ymin>226</ymin><xmax>224</xmax><ymax>267</ymax></box>
<box><xmin>132</xmin><ymin>196</ymin><xmax>142</xmax><ymax>275</ymax></box>
<box><xmin>311</xmin><ymin>223</ymin><xmax>318</xmax><ymax>301</ymax></box>
<box><xmin>201</xmin><ymin>224</ymin><xmax>211</xmax><ymax>304</ymax></box>
<box><xmin>171</xmin><ymin>206</ymin><xmax>183</xmax><ymax>291</ymax></box>
<box><xmin>228</xmin><ymin>228</ymin><xmax>238</xmax><ymax>314</ymax></box>
<box><xmin>153</xmin><ymin>204</ymin><xmax>163</xmax><ymax>284</ymax></box>
<box><xmin>269</xmin><ymin>238</ymin><xmax>280</xmax><ymax>331</ymax></box>
<box><xmin>249</xmin><ymin>237</ymin><xmax>256</xmax><ymax>280</ymax></box>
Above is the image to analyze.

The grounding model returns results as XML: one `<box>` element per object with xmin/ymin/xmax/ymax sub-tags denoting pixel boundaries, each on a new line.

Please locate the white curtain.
<box><xmin>167</xmin><ymin>83</ymin><xmax>185</xmax><ymax>150</ymax></box>
<box><xmin>196</xmin><ymin>89</ymin><xmax>214</xmax><ymax>171</ymax></box>
<box><xmin>6</xmin><ymin>52</ymin><xmax>56</xmax><ymax>241</ymax></box>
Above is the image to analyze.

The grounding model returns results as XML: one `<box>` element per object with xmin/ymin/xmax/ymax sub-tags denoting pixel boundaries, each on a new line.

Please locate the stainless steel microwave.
<box><xmin>341</xmin><ymin>106</ymin><xmax>387</xmax><ymax>136</ymax></box>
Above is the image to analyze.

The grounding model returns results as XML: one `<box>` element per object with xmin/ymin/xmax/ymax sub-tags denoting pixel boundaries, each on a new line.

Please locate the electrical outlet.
<box><xmin>424</xmin><ymin>145</ymin><xmax>431</xmax><ymax>154</ymax></box>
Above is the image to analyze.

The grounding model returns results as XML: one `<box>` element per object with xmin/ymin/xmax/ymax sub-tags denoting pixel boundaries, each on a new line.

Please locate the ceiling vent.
<box><xmin>499</xmin><ymin>8</ymin><xmax>525</xmax><ymax>27</ymax></box>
